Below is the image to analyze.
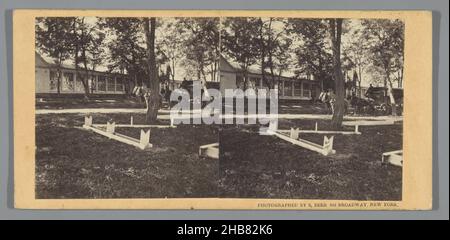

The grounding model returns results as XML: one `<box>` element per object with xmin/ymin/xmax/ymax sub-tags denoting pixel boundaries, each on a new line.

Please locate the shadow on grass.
<box><xmin>35</xmin><ymin>113</ymin><xmax>219</xmax><ymax>199</ymax></box>
<box><xmin>218</xmin><ymin>120</ymin><xmax>402</xmax><ymax>201</ymax></box>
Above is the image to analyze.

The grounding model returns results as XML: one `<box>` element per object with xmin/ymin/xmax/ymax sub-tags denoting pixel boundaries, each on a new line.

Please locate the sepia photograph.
<box><xmin>218</xmin><ymin>17</ymin><xmax>404</xmax><ymax>200</ymax></box>
<box><xmin>35</xmin><ymin>16</ymin><xmax>221</xmax><ymax>198</ymax></box>
<box><xmin>0</xmin><ymin>0</ymin><xmax>447</xmax><ymax>224</ymax></box>
<box><xmin>34</xmin><ymin>15</ymin><xmax>404</xmax><ymax>201</ymax></box>
<box><xmin>8</xmin><ymin>8</ymin><xmax>435</xmax><ymax>211</ymax></box>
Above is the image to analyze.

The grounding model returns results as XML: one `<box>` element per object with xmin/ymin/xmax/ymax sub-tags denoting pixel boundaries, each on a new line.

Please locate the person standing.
<box><xmin>328</xmin><ymin>88</ymin><xmax>336</xmax><ymax>114</ymax></box>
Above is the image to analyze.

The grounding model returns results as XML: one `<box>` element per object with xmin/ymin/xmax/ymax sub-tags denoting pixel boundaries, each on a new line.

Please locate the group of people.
<box><xmin>160</xmin><ymin>86</ymin><xmax>172</xmax><ymax>103</ymax></box>
<box><xmin>318</xmin><ymin>88</ymin><xmax>337</xmax><ymax>114</ymax></box>
<box><xmin>131</xmin><ymin>84</ymin><xmax>172</xmax><ymax>105</ymax></box>
<box><xmin>318</xmin><ymin>87</ymin><xmax>376</xmax><ymax>115</ymax></box>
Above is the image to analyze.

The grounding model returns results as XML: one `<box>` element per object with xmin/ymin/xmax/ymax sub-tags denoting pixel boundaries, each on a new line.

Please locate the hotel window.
<box><xmin>107</xmin><ymin>76</ymin><xmax>116</xmax><ymax>92</ymax></box>
<box><xmin>283</xmin><ymin>81</ymin><xmax>292</xmax><ymax>96</ymax></box>
<box><xmin>293</xmin><ymin>82</ymin><xmax>302</xmax><ymax>96</ymax></box>
<box><xmin>49</xmin><ymin>70</ymin><xmax>58</xmax><ymax>91</ymax></box>
<box><xmin>98</xmin><ymin>75</ymin><xmax>106</xmax><ymax>91</ymax></box>
<box><xmin>116</xmin><ymin>77</ymin><xmax>124</xmax><ymax>92</ymax></box>
<box><xmin>62</xmin><ymin>72</ymin><xmax>74</xmax><ymax>91</ymax></box>
<box><xmin>303</xmin><ymin>82</ymin><xmax>311</xmax><ymax>98</ymax></box>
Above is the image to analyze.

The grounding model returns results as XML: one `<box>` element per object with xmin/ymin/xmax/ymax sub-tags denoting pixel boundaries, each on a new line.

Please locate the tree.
<box><xmin>178</xmin><ymin>18</ymin><xmax>220</xmax><ymax>82</ymax></box>
<box><xmin>36</xmin><ymin>17</ymin><xmax>106</xmax><ymax>98</ymax></box>
<box><xmin>271</xmin><ymin>33</ymin><xmax>293</xmax><ymax>85</ymax></box>
<box><xmin>222</xmin><ymin>18</ymin><xmax>261</xmax><ymax>89</ymax></box>
<box><xmin>73</xmin><ymin>17</ymin><xmax>106</xmax><ymax>98</ymax></box>
<box><xmin>342</xmin><ymin>23</ymin><xmax>370</xmax><ymax>97</ymax></box>
<box><xmin>257</xmin><ymin>18</ymin><xmax>293</xmax><ymax>89</ymax></box>
<box><xmin>329</xmin><ymin>18</ymin><xmax>346</xmax><ymax>129</ymax></box>
<box><xmin>286</xmin><ymin>19</ymin><xmax>334</xmax><ymax>90</ymax></box>
<box><xmin>143</xmin><ymin>17</ymin><xmax>161</xmax><ymax>124</ymax></box>
<box><xmin>99</xmin><ymin>17</ymin><xmax>148</xmax><ymax>91</ymax></box>
<box><xmin>257</xmin><ymin>18</ymin><xmax>267</xmax><ymax>88</ymax></box>
<box><xmin>36</xmin><ymin>17</ymin><xmax>76</xmax><ymax>94</ymax></box>
<box><xmin>156</xmin><ymin>18</ymin><xmax>188</xmax><ymax>85</ymax></box>
<box><xmin>361</xmin><ymin>19</ymin><xmax>404</xmax><ymax>116</ymax></box>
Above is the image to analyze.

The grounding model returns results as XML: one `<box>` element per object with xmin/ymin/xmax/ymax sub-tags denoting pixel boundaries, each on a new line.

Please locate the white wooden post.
<box><xmin>84</xmin><ymin>116</ymin><xmax>92</xmax><ymax>127</ymax></box>
<box><xmin>290</xmin><ymin>128</ymin><xmax>299</xmax><ymax>139</ymax></box>
<box><xmin>199</xmin><ymin>142</ymin><xmax>219</xmax><ymax>159</ymax></box>
<box><xmin>130</xmin><ymin>116</ymin><xmax>134</xmax><ymax>126</ymax></box>
<box><xmin>106</xmin><ymin>121</ymin><xmax>115</xmax><ymax>134</ymax></box>
<box><xmin>323</xmin><ymin>136</ymin><xmax>334</xmax><ymax>153</ymax></box>
<box><xmin>269</xmin><ymin>119</ymin><xmax>278</xmax><ymax>132</ymax></box>
<box><xmin>315</xmin><ymin>122</ymin><xmax>318</xmax><ymax>132</ymax></box>
<box><xmin>355</xmin><ymin>125</ymin><xmax>359</xmax><ymax>133</ymax></box>
<box><xmin>139</xmin><ymin>129</ymin><xmax>150</xmax><ymax>149</ymax></box>
<box><xmin>260</xmin><ymin>118</ymin><xmax>278</xmax><ymax>135</ymax></box>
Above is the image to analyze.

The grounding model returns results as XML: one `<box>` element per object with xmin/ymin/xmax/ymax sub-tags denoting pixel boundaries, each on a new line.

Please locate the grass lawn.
<box><xmin>218</xmin><ymin>119</ymin><xmax>402</xmax><ymax>200</ymax></box>
<box><xmin>35</xmin><ymin>113</ymin><xmax>219</xmax><ymax>198</ymax></box>
<box><xmin>36</xmin><ymin>111</ymin><xmax>402</xmax><ymax>200</ymax></box>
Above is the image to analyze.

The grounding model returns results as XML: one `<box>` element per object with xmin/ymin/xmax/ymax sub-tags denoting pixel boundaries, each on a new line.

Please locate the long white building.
<box><xmin>219</xmin><ymin>55</ymin><xmax>321</xmax><ymax>100</ymax></box>
<box><xmin>35</xmin><ymin>52</ymin><xmax>321</xmax><ymax>101</ymax></box>
<box><xmin>35</xmin><ymin>52</ymin><xmax>130</xmax><ymax>95</ymax></box>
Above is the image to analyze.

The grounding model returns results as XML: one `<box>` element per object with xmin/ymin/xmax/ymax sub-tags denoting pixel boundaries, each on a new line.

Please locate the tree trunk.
<box><xmin>267</xmin><ymin>18</ymin><xmax>277</xmax><ymax>90</ymax></box>
<box><xmin>400</xmin><ymin>67</ymin><xmax>403</xmax><ymax>88</ymax></box>
<box><xmin>243</xmin><ymin>70</ymin><xmax>248</xmax><ymax>90</ymax></box>
<box><xmin>386</xmin><ymin>76</ymin><xmax>397</xmax><ymax>116</ymax></box>
<box><xmin>330</xmin><ymin>19</ymin><xmax>345</xmax><ymax>129</ymax></box>
<box><xmin>144</xmin><ymin>17</ymin><xmax>161</xmax><ymax>124</ymax></box>
<box><xmin>382</xmin><ymin>63</ymin><xmax>397</xmax><ymax>116</ymax></box>
<box><xmin>358</xmin><ymin>65</ymin><xmax>362</xmax><ymax>97</ymax></box>
<box><xmin>56</xmin><ymin>54</ymin><xmax>62</xmax><ymax>94</ymax></box>
<box><xmin>81</xmin><ymin>49</ymin><xmax>92</xmax><ymax>99</ymax></box>
<box><xmin>144</xmin><ymin>92</ymin><xmax>161</xmax><ymax>123</ymax></box>
<box><xmin>398</xmin><ymin>67</ymin><xmax>403</xmax><ymax>88</ymax></box>
<box><xmin>56</xmin><ymin>67</ymin><xmax>62</xmax><ymax>95</ymax></box>
<box><xmin>72</xmin><ymin>20</ymin><xmax>89</xmax><ymax>100</ymax></box>
<box><xmin>213</xmin><ymin>58</ymin><xmax>218</xmax><ymax>81</ymax></box>
<box><xmin>259</xmin><ymin>18</ymin><xmax>266</xmax><ymax>89</ymax></box>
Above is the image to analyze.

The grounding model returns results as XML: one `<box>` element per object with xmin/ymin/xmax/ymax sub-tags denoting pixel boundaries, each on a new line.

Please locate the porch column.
<box><xmin>301</xmin><ymin>81</ymin><xmax>304</xmax><ymax>98</ymax></box>
<box><xmin>114</xmin><ymin>76</ymin><xmax>117</xmax><ymax>93</ymax></box>
<box><xmin>60</xmin><ymin>70</ymin><xmax>66</xmax><ymax>93</ymax></box>
<box><xmin>290</xmin><ymin>81</ymin><xmax>295</xmax><ymax>97</ymax></box>
<box><xmin>95</xmin><ymin>75</ymin><xmax>98</xmax><ymax>92</ymax></box>
<box><xmin>105</xmin><ymin>76</ymin><xmax>108</xmax><ymax>93</ymax></box>
<box><xmin>73</xmin><ymin>72</ymin><xmax>77</xmax><ymax>92</ymax></box>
